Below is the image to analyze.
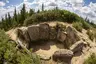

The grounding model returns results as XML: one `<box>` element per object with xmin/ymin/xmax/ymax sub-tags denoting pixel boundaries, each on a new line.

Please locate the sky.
<box><xmin>0</xmin><ymin>0</ymin><xmax>96</xmax><ymax>24</ymax></box>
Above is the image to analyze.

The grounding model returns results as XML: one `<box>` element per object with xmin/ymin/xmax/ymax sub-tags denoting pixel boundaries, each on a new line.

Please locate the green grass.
<box><xmin>84</xmin><ymin>53</ymin><xmax>96</xmax><ymax>64</ymax></box>
<box><xmin>72</xmin><ymin>22</ymin><xmax>83</xmax><ymax>32</ymax></box>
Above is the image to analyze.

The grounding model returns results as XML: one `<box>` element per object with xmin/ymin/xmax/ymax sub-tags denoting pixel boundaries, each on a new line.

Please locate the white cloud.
<box><xmin>0</xmin><ymin>1</ymin><xmax>5</xmax><ymax>7</ymax></box>
<box><xmin>24</xmin><ymin>0</ymin><xmax>28</xmax><ymax>2</ymax></box>
<box><xmin>0</xmin><ymin>0</ymin><xmax>96</xmax><ymax>23</ymax></box>
<box><xmin>31</xmin><ymin>0</ymin><xmax>96</xmax><ymax>23</ymax></box>
<box><xmin>6</xmin><ymin>0</ymin><xmax>9</xmax><ymax>3</ymax></box>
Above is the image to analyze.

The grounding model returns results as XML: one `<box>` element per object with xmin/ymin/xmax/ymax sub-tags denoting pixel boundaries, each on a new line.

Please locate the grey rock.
<box><xmin>57</xmin><ymin>31</ymin><xmax>67</xmax><ymax>42</ymax></box>
<box><xmin>28</xmin><ymin>25</ymin><xmax>39</xmax><ymax>41</ymax></box>
<box><xmin>53</xmin><ymin>49</ymin><xmax>73</xmax><ymax>62</ymax></box>
<box><xmin>49</xmin><ymin>27</ymin><xmax>57</xmax><ymax>40</ymax></box>
<box><xmin>39</xmin><ymin>23</ymin><xmax>50</xmax><ymax>40</ymax></box>
<box><xmin>70</xmin><ymin>41</ymin><xmax>87</xmax><ymax>53</ymax></box>
<box><xmin>17</xmin><ymin>27</ymin><xmax>30</xmax><ymax>48</ymax></box>
<box><xmin>64</xmin><ymin>26</ymin><xmax>80</xmax><ymax>48</ymax></box>
<box><xmin>39</xmin><ymin>54</ymin><xmax>51</xmax><ymax>60</ymax></box>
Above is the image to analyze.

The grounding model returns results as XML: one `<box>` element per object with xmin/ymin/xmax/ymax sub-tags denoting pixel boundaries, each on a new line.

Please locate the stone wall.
<box><xmin>17</xmin><ymin>23</ymin><xmax>80</xmax><ymax>48</ymax></box>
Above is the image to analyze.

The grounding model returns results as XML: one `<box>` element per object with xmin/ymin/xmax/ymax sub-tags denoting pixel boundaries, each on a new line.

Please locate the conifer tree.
<box><xmin>42</xmin><ymin>4</ymin><xmax>44</xmax><ymax>11</ymax></box>
<box><xmin>8</xmin><ymin>12</ymin><xmax>12</xmax><ymax>27</ymax></box>
<box><xmin>14</xmin><ymin>8</ymin><xmax>18</xmax><ymax>23</ymax></box>
<box><xmin>29</xmin><ymin>9</ymin><xmax>34</xmax><ymax>16</ymax></box>
<box><xmin>20</xmin><ymin>4</ymin><xmax>26</xmax><ymax>24</ymax></box>
<box><xmin>37</xmin><ymin>9</ymin><xmax>40</xmax><ymax>13</ymax></box>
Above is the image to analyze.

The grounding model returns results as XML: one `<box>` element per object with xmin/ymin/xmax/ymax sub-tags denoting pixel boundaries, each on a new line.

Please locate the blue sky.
<box><xmin>84</xmin><ymin>0</ymin><xmax>96</xmax><ymax>5</ymax></box>
<box><xmin>0</xmin><ymin>0</ymin><xmax>96</xmax><ymax>23</ymax></box>
<box><xmin>3</xmin><ymin>0</ymin><xmax>96</xmax><ymax>6</ymax></box>
<box><xmin>5</xmin><ymin>0</ymin><xmax>23</xmax><ymax>7</ymax></box>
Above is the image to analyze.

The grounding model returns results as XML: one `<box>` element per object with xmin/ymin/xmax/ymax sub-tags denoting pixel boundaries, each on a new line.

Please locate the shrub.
<box><xmin>55</xmin><ymin>23</ymin><xmax>66</xmax><ymax>31</ymax></box>
<box><xmin>87</xmin><ymin>29</ymin><xmax>96</xmax><ymax>41</ymax></box>
<box><xmin>24</xmin><ymin>9</ymin><xmax>81</xmax><ymax>26</ymax></box>
<box><xmin>0</xmin><ymin>29</ymin><xmax>41</xmax><ymax>64</ymax></box>
<box><xmin>84</xmin><ymin>53</ymin><xmax>96</xmax><ymax>64</ymax></box>
<box><xmin>82</xmin><ymin>21</ymin><xmax>91</xmax><ymax>30</ymax></box>
<box><xmin>72</xmin><ymin>22</ymin><xmax>83</xmax><ymax>32</ymax></box>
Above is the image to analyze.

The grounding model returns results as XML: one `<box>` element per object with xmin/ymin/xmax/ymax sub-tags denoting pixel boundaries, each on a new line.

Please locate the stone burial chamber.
<box><xmin>17</xmin><ymin>22</ymin><xmax>82</xmax><ymax>63</ymax></box>
<box><xmin>17</xmin><ymin>23</ymin><xmax>80</xmax><ymax>49</ymax></box>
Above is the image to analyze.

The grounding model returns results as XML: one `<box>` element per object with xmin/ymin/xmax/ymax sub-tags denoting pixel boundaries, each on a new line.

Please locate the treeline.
<box><xmin>0</xmin><ymin>4</ymin><xmax>96</xmax><ymax>31</ymax></box>
<box><xmin>24</xmin><ymin>9</ymin><xmax>83</xmax><ymax>25</ymax></box>
<box><xmin>0</xmin><ymin>4</ymin><xmax>34</xmax><ymax>31</ymax></box>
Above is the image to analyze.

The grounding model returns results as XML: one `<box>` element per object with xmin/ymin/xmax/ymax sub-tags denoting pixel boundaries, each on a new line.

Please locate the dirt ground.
<box><xmin>31</xmin><ymin>41</ymin><xmax>64</xmax><ymax>57</ymax></box>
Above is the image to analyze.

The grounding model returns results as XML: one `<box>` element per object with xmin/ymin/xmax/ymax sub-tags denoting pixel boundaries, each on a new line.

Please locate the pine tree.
<box><xmin>8</xmin><ymin>12</ymin><xmax>12</xmax><ymax>27</ymax></box>
<box><xmin>0</xmin><ymin>18</ymin><xmax>4</xmax><ymax>29</ymax></box>
<box><xmin>20</xmin><ymin>4</ymin><xmax>26</xmax><ymax>24</ymax></box>
<box><xmin>29</xmin><ymin>9</ymin><xmax>34</xmax><ymax>16</ymax></box>
<box><xmin>14</xmin><ymin>8</ymin><xmax>18</xmax><ymax>23</ymax></box>
<box><xmin>42</xmin><ymin>4</ymin><xmax>44</xmax><ymax>11</ymax></box>
<box><xmin>55</xmin><ymin>6</ymin><xmax>58</xmax><ymax>10</ymax></box>
<box><xmin>5</xmin><ymin>14</ymin><xmax>8</xmax><ymax>28</ymax></box>
<box><xmin>37</xmin><ymin>9</ymin><xmax>40</xmax><ymax>13</ymax></box>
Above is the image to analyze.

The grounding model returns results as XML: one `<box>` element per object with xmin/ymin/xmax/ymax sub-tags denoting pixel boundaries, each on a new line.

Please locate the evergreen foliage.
<box><xmin>0</xmin><ymin>29</ymin><xmax>41</xmax><ymax>64</ymax></box>
<box><xmin>0</xmin><ymin>4</ymin><xmax>95</xmax><ymax>31</ymax></box>
<box><xmin>24</xmin><ymin>9</ymin><xmax>82</xmax><ymax>26</ymax></box>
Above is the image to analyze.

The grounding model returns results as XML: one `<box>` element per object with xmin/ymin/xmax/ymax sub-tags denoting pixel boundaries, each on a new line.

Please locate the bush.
<box><xmin>84</xmin><ymin>53</ymin><xmax>96</xmax><ymax>64</ymax></box>
<box><xmin>82</xmin><ymin>21</ymin><xmax>91</xmax><ymax>30</ymax></box>
<box><xmin>72</xmin><ymin>22</ymin><xmax>83</xmax><ymax>32</ymax></box>
<box><xmin>24</xmin><ymin>9</ymin><xmax>81</xmax><ymax>26</ymax></box>
<box><xmin>87</xmin><ymin>29</ymin><xmax>96</xmax><ymax>41</ymax></box>
<box><xmin>55</xmin><ymin>23</ymin><xmax>66</xmax><ymax>31</ymax></box>
<box><xmin>0</xmin><ymin>29</ymin><xmax>41</xmax><ymax>64</ymax></box>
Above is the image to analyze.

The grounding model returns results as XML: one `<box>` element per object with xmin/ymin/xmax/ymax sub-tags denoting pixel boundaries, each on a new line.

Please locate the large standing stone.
<box><xmin>39</xmin><ymin>23</ymin><xmax>50</xmax><ymax>40</ymax></box>
<box><xmin>57</xmin><ymin>31</ymin><xmax>67</xmax><ymax>42</ymax></box>
<box><xmin>70</xmin><ymin>41</ymin><xmax>87</xmax><ymax>53</ymax></box>
<box><xmin>28</xmin><ymin>25</ymin><xmax>39</xmax><ymax>41</ymax></box>
<box><xmin>49</xmin><ymin>27</ymin><xmax>57</xmax><ymax>40</ymax></box>
<box><xmin>64</xmin><ymin>26</ymin><xmax>80</xmax><ymax>48</ymax></box>
<box><xmin>53</xmin><ymin>49</ymin><xmax>73</xmax><ymax>63</ymax></box>
<box><xmin>17</xmin><ymin>27</ymin><xmax>30</xmax><ymax>48</ymax></box>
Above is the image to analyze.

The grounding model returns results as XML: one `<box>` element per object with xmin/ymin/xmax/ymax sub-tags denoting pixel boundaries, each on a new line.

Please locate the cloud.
<box><xmin>24</xmin><ymin>0</ymin><xmax>28</xmax><ymax>2</ymax></box>
<box><xmin>48</xmin><ymin>2</ymin><xmax>57</xmax><ymax>6</ymax></box>
<box><xmin>0</xmin><ymin>0</ymin><xmax>96</xmax><ymax>23</ymax></box>
<box><xmin>0</xmin><ymin>1</ymin><xmax>5</xmax><ymax>7</ymax></box>
<box><xmin>6</xmin><ymin>0</ymin><xmax>9</xmax><ymax>3</ymax></box>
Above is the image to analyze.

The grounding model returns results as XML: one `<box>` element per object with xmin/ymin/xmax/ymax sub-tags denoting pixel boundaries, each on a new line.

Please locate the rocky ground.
<box><xmin>6</xmin><ymin>21</ymin><xmax>96</xmax><ymax>64</ymax></box>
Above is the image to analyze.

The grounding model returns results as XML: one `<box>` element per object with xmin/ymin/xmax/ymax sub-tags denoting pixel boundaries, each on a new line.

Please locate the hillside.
<box><xmin>0</xmin><ymin>8</ymin><xmax>96</xmax><ymax>64</ymax></box>
<box><xmin>6</xmin><ymin>21</ymin><xmax>96</xmax><ymax>64</ymax></box>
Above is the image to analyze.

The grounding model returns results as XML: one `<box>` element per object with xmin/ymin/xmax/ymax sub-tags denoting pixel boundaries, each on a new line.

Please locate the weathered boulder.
<box><xmin>64</xmin><ymin>26</ymin><xmax>80</xmax><ymax>48</ymax></box>
<box><xmin>57</xmin><ymin>31</ymin><xmax>67</xmax><ymax>42</ymax></box>
<box><xmin>70</xmin><ymin>41</ymin><xmax>87</xmax><ymax>53</ymax></box>
<box><xmin>39</xmin><ymin>23</ymin><xmax>50</xmax><ymax>40</ymax></box>
<box><xmin>18</xmin><ymin>27</ymin><xmax>30</xmax><ymax>48</ymax></box>
<box><xmin>28</xmin><ymin>25</ymin><xmax>39</xmax><ymax>41</ymax></box>
<box><xmin>49</xmin><ymin>27</ymin><xmax>57</xmax><ymax>40</ymax></box>
<box><xmin>53</xmin><ymin>49</ymin><xmax>73</xmax><ymax>62</ymax></box>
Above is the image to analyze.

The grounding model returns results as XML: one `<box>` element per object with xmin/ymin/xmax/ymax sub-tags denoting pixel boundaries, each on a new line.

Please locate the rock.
<box><xmin>57</xmin><ymin>31</ymin><xmax>67</xmax><ymax>42</ymax></box>
<box><xmin>39</xmin><ymin>23</ymin><xmax>50</xmax><ymax>40</ymax></box>
<box><xmin>53</xmin><ymin>49</ymin><xmax>73</xmax><ymax>63</ymax></box>
<box><xmin>64</xmin><ymin>26</ymin><xmax>80</xmax><ymax>48</ymax></box>
<box><xmin>28</xmin><ymin>25</ymin><xmax>39</xmax><ymax>41</ymax></box>
<box><xmin>17</xmin><ymin>27</ymin><xmax>30</xmax><ymax>48</ymax></box>
<box><xmin>39</xmin><ymin>54</ymin><xmax>51</xmax><ymax>60</ymax></box>
<box><xmin>49</xmin><ymin>27</ymin><xmax>57</xmax><ymax>40</ymax></box>
<box><xmin>70</xmin><ymin>41</ymin><xmax>87</xmax><ymax>53</ymax></box>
